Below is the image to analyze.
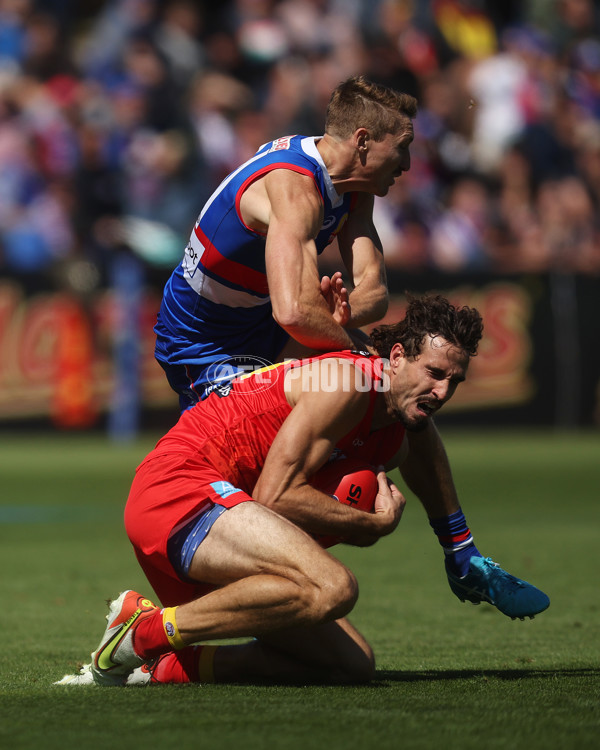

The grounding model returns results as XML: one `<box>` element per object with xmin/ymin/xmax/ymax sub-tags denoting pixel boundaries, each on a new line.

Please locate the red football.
<box><xmin>310</xmin><ymin>458</ymin><xmax>379</xmax><ymax>547</ymax></box>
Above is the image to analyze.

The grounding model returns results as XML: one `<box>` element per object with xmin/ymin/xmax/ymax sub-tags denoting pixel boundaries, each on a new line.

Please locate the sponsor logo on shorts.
<box><xmin>210</xmin><ymin>481</ymin><xmax>243</xmax><ymax>499</ymax></box>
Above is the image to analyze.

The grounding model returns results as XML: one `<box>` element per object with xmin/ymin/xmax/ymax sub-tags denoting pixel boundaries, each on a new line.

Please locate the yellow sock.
<box><xmin>197</xmin><ymin>645</ymin><xmax>219</xmax><ymax>683</ymax></box>
<box><xmin>162</xmin><ymin>607</ymin><xmax>186</xmax><ymax>651</ymax></box>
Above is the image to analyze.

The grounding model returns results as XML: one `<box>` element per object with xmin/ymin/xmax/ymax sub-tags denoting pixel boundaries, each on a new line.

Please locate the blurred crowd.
<box><xmin>1</xmin><ymin>0</ymin><xmax>600</xmax><ymax>291</ymax></box>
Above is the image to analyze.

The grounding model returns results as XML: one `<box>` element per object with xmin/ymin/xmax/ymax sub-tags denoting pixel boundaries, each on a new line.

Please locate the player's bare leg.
<box><xmin>154</xmin><ymin>500</ymin><xmax>373</xmax><ymax>685</ymax></box>
<box><xmin>210</xmin><ymin>617</ymin><xmax>375</xmax><ymax>684</ymax></box>
<box><xmin>88</xmin><ymin>501</ymin><xmax>361</xmax><ymax>685</ymax></box>
<box><xmin>127</xmin><ymin>615</ymin><xmax>374</xmax><ymax>686</ymax></box>
<box><xmin>178</xmin><ymin>502</ymin><xmax>358</xmax><ymax>639</ymax></box>
<box><xmin>85</xmin><ymin>500</ymin><xmax>368</xmax><ymax>687</ymax></box>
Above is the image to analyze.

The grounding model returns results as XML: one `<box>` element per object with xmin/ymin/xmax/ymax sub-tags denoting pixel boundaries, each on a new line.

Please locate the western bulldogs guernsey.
<box><xmin>154</xmin><ymin>135</ymin><xmax>356</xmax><ymax>409</ymax></box>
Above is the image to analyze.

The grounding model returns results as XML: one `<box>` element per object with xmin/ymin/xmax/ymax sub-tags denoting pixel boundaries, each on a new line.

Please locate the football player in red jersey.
<box><xmin>56</xmin><ymin>295</ymin><xmax>549</xmax><ymax>689</ymax></box>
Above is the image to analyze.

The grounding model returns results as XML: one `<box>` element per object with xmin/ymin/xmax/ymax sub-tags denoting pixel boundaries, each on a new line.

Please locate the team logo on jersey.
<box><xmin>324</xmin><ymin>212</ymin><xmax>348</xmax><ymax>246</ymax></box>
<box><xmin>321</xmin><ymin>215</ymin><xmax>338</xmax><ymax>231</ymax></box>
<box><xmin>202</xmin><ymin>381</ymin><xmax>233</xmax><ymax>399</ymax></box>
<box><xmin>270</xmin><ymin>136</ymin><xmax>293</xmax><ymax>151</ymax></box>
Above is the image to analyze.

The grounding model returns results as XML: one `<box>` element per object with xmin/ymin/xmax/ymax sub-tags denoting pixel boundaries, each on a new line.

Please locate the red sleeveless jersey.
<box><xmin>126</xmin><ymin>351</ymin><xmax>405</xmax><ymax>604</ymax></box>
<box><xmin>152</xmin><ymin>350</ymin><xmax>405</xmax><ymax>494</ymax></box>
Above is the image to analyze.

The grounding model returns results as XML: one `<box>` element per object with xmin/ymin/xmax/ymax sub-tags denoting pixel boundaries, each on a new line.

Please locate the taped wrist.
<box><xmin>430</xmin><ymin>508</ymin><xmax>480</xmax><ymax>577</ymax></box>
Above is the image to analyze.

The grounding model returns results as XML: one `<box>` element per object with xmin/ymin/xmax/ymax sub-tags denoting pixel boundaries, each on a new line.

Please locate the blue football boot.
<box><xmin>446</xmin><ymin>556</ymin><xmax>550</xmax><ymax>620</ymax></box>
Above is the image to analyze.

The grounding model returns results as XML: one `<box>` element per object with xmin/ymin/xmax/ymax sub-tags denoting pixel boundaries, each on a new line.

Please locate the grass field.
<box><xmin>1</xmin><ymin>429</ymin><xmax>599</xmax><ymax>750</ymax></box>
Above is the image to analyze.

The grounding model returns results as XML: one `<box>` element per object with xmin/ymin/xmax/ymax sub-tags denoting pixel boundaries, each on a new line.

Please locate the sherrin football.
<box><xmin>310</xmin><ymin>458</ymin><xmax>379</xmax><ymax>548</ymax></box>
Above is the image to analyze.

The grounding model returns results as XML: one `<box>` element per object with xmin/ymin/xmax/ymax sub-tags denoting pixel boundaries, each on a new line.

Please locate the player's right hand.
<box><xmin>347</xmin><ymin>469</ymin><xmax>405</xmax><ymax>547</ymax></box>
<box><xmin>373</xmin><ymin>468</ymin><xmax>405</xmax><ymax>535</ymax></box>
<box><xmin>321</xmin><ymin>271</ymin><xmax>351</xmax><ymax>327</ymax></box>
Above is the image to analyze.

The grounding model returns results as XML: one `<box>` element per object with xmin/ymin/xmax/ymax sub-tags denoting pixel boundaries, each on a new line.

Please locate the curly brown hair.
<box><xmin>370</xmin><ymin>294</ymin><xmax>483</xmax><ymax>360</ymax></box>
<box><xmin>325</xmin><ymin>76</ymin><xmax>418</xmax><ymax>142</ymax></box>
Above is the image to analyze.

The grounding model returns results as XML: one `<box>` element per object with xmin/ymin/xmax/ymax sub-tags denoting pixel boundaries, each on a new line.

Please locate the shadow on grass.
<box><xmin>374</xmin><ymin>667</ymin><xmax>600</xmax><ymax>683</ymax></box>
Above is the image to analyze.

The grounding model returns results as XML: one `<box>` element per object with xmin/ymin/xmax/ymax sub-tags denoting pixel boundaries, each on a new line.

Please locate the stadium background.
<box><xmin>2</xmin><ymin>6</ymin><xmax>599</xmax><ymax>747</ymax></box>
<box><xmin>0</xmin><ymin>0</ymin><xmax>599</xmax><ymax>434</ymax></box>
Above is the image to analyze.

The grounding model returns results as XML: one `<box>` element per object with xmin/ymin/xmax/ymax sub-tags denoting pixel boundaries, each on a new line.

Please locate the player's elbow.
<box><xmin>271</xmin><ymin>298</ymin><xmax>306</xmax><ymax>332</ymax></box>
<box><xmin>252</xmin><ymin>482</ymin><xmax>280</xmax><ymax>509</ymax></box>
<box><xmin>370</xmin><ymin>284</ymin><xmax>389</xmax><ymax>320</ymax></box>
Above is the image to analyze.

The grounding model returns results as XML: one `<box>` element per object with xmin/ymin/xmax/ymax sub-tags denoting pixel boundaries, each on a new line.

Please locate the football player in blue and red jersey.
<box><xmin>154</xmin><ymin>76</ymin><xmax>417</xmax><ymax>410</ymax></box>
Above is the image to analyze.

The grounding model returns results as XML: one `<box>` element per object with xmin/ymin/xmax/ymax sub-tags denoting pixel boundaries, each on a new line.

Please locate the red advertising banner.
<box><xmin>0</xmin><ymin>272</ymin><xmax>598</xmax><ymax>427</ymax></box>
<box><xmin>0</xmin><ymin>281</ymin><xmax>175</xmax><ymax>424</ymax></box>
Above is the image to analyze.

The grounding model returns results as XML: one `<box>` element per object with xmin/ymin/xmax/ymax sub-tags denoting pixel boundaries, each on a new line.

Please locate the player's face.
<box><xmin>365</xmin><ymin>121</ymin><xmax>413</xmax><ymax>196</ymax></box>
<box><xmin>385</xmin><ymin>336</ymin><xmax>469</xmax><ymax>431</ymax></box>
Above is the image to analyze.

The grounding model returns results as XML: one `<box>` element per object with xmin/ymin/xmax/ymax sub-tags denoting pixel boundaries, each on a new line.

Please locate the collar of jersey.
<box><xmin>301</xmin><ymin>136</ymin><xmax>344</xmax><ymax>208</ymax></box>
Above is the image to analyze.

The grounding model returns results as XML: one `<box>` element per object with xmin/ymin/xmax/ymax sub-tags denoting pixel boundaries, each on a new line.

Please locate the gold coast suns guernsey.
<box><xmin>126</xmin><ymin>351</ymin><xmax>405</xmax><ymax>604</ymax></box>
<box><xmin>152</xmin><ymin>351</ymin><xmax>406</xmax><ymax>498</ymax></box>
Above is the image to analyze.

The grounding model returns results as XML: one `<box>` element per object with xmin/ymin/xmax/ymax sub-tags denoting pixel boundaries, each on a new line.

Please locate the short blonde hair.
<box><xmin>325</xmin><ymin>76</ymin><xmax>418</xmax><ymax>142</ymax></box>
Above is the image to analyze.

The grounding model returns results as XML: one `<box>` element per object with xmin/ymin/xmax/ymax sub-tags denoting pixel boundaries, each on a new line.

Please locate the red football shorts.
<box><xmin>124</xmin><ymin>451</ymin><xmax>252</xmax><ymax>606</ymax></box>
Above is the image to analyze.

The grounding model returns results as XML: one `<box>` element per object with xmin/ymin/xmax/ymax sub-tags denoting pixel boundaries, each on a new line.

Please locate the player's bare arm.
<box><xmin>398</xmin><ymin>420</ymin><xmax>461</xmax><ymax>518</ymax></box>
<box><xmin>256</xmin><ymin>169</ymin><xmax>356</xmax><ymax>351</ymax></box>
<box><xmin>252</xmin><ymin>359</ymin><xmax>404</xmax><ymax>542</ymax></box>
<box><xmin>337</xmin><ymin>192</ymin><xmax>389</xmax><ymax>328</ymax></box>
<box><xmin>383</xmin><ymin>439</ymin><xmax>409</xmax><ymax>473</ymax></box>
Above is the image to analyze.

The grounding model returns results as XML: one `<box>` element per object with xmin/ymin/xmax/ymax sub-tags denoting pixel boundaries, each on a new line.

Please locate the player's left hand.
<box><xmin>321</xmin><ymin>271</ymin><xmax>351</xmax><ymax>327</ymax></box>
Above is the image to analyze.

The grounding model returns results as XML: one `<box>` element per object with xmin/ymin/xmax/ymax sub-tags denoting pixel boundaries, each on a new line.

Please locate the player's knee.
<box><xmin>304</xmin><ymin>562</ymin><xmax>358</xmax><ymax>624</ymax></box>
<box><xmin>329</xmin><ymin>565</ymin><xmax>359</xmax><ymax>616</ymax></box>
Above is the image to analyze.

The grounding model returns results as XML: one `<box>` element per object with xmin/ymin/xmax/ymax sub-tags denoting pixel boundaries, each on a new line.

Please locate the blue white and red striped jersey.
<box><xmin>154</xmin><ymin>135</ymin><xmax>356</xmax><ymax>402</ymax></box>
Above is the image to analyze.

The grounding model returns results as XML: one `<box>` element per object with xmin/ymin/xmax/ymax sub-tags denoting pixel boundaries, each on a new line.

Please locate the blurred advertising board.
<box><xmin>0</xmin><ymin>271</ymin><xmax>598</xmax><ymax>428</ymax></box>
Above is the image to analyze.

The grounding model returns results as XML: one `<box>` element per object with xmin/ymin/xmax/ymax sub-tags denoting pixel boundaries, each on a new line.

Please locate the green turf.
<box><xmin>1</xmin><ymin>430</ymin><xmax>599</xmax><ymax>750</ymax></box>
